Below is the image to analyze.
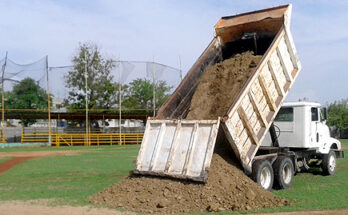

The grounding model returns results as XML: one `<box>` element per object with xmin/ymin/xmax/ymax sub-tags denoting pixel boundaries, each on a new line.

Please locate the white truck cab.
<box><xmin>257</xmin><ymin>102</ymin><xmax>344</xmax><ymax>190</ymax></box>
<box><xmin>262</xmin><ymin>102</ymin><xmax>342</xmax><ymax>153</ymax></box>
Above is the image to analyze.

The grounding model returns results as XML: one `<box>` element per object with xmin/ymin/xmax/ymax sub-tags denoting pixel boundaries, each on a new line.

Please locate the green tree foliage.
<box><xmin>327</xmin><ymin>99</ymin><xmax>348</xmax><ymax>137</ymax></box>
<box><xmin>65</xmin><ymin>42</ymin><xmax>116</xmax><ymax>110</ymax></box>
<box><xmin>5</xmin><ymin>78</ymin><xmax>49</xmax><ymax>126</ymax></box>
<box><xmin>122</xmin><ymin>78</ymin><xmax>172</xmax><ymax>111</ymax></box>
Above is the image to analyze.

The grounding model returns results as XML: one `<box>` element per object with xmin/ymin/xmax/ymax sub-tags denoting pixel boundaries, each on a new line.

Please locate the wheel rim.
<box><xmin>282</xmin><ymin>163</ymin><xmax>292</xmax><ymax>184</ymax></box>
<box><xmin>329</xmin><ymin>154</ymin><xmax>336</xmax><ymax>172</ymax></box>
<box><xmin>260</xmin><ymin>167</ymin><xmax>271</xmax><ymax>189</ymax></box>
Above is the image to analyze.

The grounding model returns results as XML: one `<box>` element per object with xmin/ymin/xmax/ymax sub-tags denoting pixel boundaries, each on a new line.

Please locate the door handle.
<box><xmin>316</xmin><ymin>133</ymin><xmax>319</xmax><ymax>142</ymax></box>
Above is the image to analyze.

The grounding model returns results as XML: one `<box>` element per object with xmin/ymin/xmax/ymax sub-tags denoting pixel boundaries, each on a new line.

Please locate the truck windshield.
<box><xmin>275</xmin><ymin>107</ymin><xmax>293</xmax><ymax>121</ymax></box>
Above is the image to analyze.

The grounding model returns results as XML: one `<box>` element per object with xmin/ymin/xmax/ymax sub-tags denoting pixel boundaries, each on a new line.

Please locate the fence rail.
<box><xmin>21</xmin><ymin>132</ymin><xmax>144</xmax><ymax>146</ymax></box>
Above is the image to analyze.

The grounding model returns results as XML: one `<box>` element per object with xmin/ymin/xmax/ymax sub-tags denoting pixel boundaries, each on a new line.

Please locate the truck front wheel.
<box><xmin>273</xmin><ymin>156</ymin><xmax>294</xmax><ymax>189</ymax></box>
<box><xmin>322</xmin><ymin>151</ymin><xmax>336</xmax><ymax>175</ymax></box>
<box><xmin>252</xmin><ymin>159</ymin><xmax>274</xmax><ymax>191</ymax></box>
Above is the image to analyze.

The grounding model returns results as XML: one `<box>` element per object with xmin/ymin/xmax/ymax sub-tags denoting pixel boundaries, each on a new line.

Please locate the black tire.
<box><xmin>322</xmin><ymin>151</ymin><xmax>336</xmax><ymax>175</ymax></box>
<box><xmin>251</xmin><ymin>159</ymin><xmax>274</xmax><ymax>191</ymax></box>
<box><xmin>273</xmin><ymin>156</ymin><xmax>294</xmax><ymax>189</ymax></box>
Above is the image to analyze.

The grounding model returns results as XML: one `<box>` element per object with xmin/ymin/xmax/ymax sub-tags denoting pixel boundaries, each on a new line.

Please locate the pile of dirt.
<box><xmin>90</xmin><ymin>51</ymin><xmax>288</xmax><ymax>213</ymax></box>
<box><xmin>186</xmin><ymin>51</ymin><xmax>262</xmax><ymax>119</ymax></box>
<box><xmin>91</xmin><ymin>152</ymin><xmax>288</xmax><ymax>213</ymax></box>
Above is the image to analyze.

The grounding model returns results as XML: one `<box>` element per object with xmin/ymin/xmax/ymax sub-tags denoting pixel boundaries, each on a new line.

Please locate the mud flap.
<box><xmin>134</xmin><ymin>118</ymin><xmax>220</xmax><ymax>182</ymax></box>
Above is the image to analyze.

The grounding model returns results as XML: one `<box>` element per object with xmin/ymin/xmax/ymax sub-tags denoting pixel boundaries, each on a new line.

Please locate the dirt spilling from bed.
<box><xmin>186</xmin><ymin>51</ymin><xmax>262</xmax><ymax>120</ymax></box>
<box><xmin>90</xmin><ymin>52</ymin><xmax>289</xmax><ymax>213</ymax></box>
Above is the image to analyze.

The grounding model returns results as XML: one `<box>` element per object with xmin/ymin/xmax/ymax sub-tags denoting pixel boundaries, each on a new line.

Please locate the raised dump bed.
<box><xmin>135</xmin><ymin>4</ymin><xmax>301</xmax><ymax>182</ymax></box>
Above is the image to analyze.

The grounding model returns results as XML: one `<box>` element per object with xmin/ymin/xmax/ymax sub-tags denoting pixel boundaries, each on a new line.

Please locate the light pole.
<box><xmin>84</xmin><ymin>51</ymin><xmax>89</xmax><ymax>146</ymax></box>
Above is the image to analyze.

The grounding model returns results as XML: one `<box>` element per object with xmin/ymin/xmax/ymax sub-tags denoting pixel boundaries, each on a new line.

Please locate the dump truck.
<box><xmin>134</xmin><ymin>4</ymin><xmax>344</xmax><ymax>190</ymax></box>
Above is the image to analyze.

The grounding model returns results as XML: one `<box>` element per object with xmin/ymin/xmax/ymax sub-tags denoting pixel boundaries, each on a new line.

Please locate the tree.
<box><xmin>5</xmin><ymin>78</ymin><xmax>49</xmax><ymax>126</ymax></box>
<box><xmin>327</xmin><ymin>99</ymin><xmax>348</xmax><ymax>138</ymax></box>
<box><xmin>114</xmin><ymin>82</ymin><xmax>129</xmax><ymax>106</ymax></box>
<box><xmin>65</xmin><ymin>42</ymin><xmax>116</xmax><ymax>110</ymax></box>
<box><xmin>122</xmin><ymin>78</ymin><xmax>172</xmax><ymax>111</ymax></box>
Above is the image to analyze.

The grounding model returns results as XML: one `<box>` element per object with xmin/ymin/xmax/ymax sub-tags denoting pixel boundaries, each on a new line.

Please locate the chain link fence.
<box><xmin>0</xmin><ymin>55</ymin><xmax>181</xmax><ymax>145</ymax></box>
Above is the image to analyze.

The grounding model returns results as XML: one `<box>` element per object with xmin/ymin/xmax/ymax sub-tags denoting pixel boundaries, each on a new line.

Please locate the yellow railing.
<box><xmin>21</xmin><ymin>133</ymin><xmax>144</xmax><ymax>146</ymax></box>
<box><xmin>23</xmin><ymin>128</ymin><xmax>112</xmax><ymax>134</ymax></box>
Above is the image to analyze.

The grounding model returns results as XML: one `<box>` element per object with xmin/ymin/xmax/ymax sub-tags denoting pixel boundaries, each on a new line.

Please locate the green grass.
<box><xmin>341</xmin><ymin>139</ymin><xmax>348</xmax><ymax>146</ymax></box>
<box><xmin>0</xmin><ymin>141</ymin><xmax>347</xmax><ymax>213</ymax></box>
<box><xmin>0</xmin><ymin>145</ymin><xmax>140</xmax><ymax>205</ymax></box>
<box><xmin>269</xmin><ymin>149</ymin><xmax>347</xmax><ymax>212</ymax></box>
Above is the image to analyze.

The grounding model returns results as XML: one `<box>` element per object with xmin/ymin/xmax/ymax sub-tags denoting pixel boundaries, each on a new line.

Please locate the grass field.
<box><xmin>0</xmin><ymin>145</ymin><xmax>139</xmax><ymax>206</ymax></box>
<box><xmin>0</xmin><ymin>140</ymin><xmax>347</xmax><ymax>213</ymax></box>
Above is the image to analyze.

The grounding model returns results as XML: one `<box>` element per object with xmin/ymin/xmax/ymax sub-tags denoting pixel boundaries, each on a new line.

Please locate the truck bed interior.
<box><xmin>156</xmin><ymin>14</ymin><xmax>284</xmax><ymax>119</ymax></box>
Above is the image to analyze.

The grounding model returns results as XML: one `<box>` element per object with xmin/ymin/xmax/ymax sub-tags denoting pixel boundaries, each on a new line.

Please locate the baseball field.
<box><xmin>0</xmin><ymin>140</ymin><xmax>347</xmax><ymax>214</ymax></box>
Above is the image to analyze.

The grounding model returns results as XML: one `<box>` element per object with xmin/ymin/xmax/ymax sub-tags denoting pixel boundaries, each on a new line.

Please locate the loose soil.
<box><xmin>91</xmin><ymin>144</ymin><xmax>288</xmax><ymax>213</ymax></box>
<box><xmin>186</xmin><ymin>51</ymin><xmax>262</xmax><ymax>119</ymax></box>
<box><xmin>91</xmin><ymin>52</ymin><xmax>287</xmax><ymax>213</ymax></box>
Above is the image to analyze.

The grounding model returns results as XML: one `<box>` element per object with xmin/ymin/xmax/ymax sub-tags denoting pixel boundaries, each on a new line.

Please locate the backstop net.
<box><xmin>0</xmin><ymin>56</ymin><xmax>48</xmax><ymax>143</ymax></box>
<box><xmin>0</xmin><ymin>56</ymin><xmax>182</xmax><ymax>145</ymax></box>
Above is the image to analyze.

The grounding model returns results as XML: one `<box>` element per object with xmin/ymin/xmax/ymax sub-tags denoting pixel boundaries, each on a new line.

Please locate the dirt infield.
<box><xmin>0</xmin><ymin>200</ymin><xmax>346</xmax><ymax>215</ymax></box>
<box><xmin>186</xmin><ymin>51</ymin><xmax>262</xmax><ymax>119</ymax></box>
<box><xmin>0</xmin><ymin>157</ymin><xmax>33</xmax><ymax>174</ymax></box>
<box><xmin>0</xmin><ymin>150</ymin><xmax>83</xmax><ymax>175</ymax></box>
<box><xmin>0</xmin><ymin>200</ymin><xmax>133</xmax><ymax>215</ymax></box>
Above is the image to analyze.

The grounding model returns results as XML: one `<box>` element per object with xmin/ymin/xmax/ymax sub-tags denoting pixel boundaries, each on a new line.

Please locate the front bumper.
<box><xmin>335</xmin><ymin>150</ymin><xmax>344</xmax><ymax>159</ymax></box>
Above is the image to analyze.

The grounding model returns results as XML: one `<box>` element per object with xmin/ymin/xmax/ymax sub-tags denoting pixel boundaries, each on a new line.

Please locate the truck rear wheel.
<box><xmin>322</xmin><ymin>151</ymin><xmax>336</xmax><ymax>175</ymax></box>
<box><xmin>252</xmin><ymin>159</ymin><xmax>274</xmax><ymax>191</ymax></box>
<box><xmin>273</xmin><ymin>156</ymin><xmax>294</xmax><ymax>189</ymax></box>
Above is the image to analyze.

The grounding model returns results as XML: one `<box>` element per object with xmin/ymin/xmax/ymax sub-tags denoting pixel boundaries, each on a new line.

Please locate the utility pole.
<box><xmin>152</xmin><ymin>57</ymin><xmax>156</xmax><ymax>117</ymax></box>
<box><xmin>84</xmin><ymin>51</ymin><xmax>89</xmax><ymax>146</ymax></box>
<box><xmin>46</xmin><ymin>56</ymin><xmax>51</xmax><ymax>146</ymax></box>
<box><xmin>0</xmin><ymin>52</ymin><xmax>7</xmax><ymax>143</ymax></box>
<box><xmin>118</xmin><ymin>57</ymin><xmax>122</xmax><ymax>145</ymax></box>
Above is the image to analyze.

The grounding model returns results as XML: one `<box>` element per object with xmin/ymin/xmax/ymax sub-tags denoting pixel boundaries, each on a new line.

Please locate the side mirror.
<box><xmin>323</xmin><ymin>107</ymin><xmax>328</xmax><ymax>121</ymax></box>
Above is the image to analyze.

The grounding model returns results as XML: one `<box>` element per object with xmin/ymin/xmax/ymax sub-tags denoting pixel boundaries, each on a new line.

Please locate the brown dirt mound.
<box><xmin>186</xmin><ymin>51</ymin><xmax>262</xmax><ymax>120</ymax></box>
<box><xmin>90</xmin><ymin>154</ymin><xmax>288</xmax><ymax>214</ymax></box>
<box><xmin>90</xmin><ymin>52</ymin><xmax>288</xmax><ymax>213</ymax></box>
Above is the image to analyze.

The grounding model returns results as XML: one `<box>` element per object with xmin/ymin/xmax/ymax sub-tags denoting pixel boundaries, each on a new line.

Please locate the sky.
<box><xmin>0</xmin><ymin>0</ymin><xmax>347</xmax><ymax>105</ymax></box>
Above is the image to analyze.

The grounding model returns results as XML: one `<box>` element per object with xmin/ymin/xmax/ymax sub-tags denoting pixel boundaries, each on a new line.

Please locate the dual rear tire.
<box><xmin>273</xmin><ymin>156</ymin><xmax>294</xmax><ymax>189</ymax></box>
<box><xmin>251</xmin><ymin>159</ymin><xmax>274</xmax><ymax>191</ymax></box>
<box><xmin>252</xmin><ymin>156</ymin><xmax>294</xmax><ymax>190</ymax></box>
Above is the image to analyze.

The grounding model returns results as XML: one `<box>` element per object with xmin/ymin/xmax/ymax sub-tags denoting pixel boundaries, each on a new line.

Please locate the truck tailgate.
<box><xmin>135</xmin><ymin>119</ymin><xmax>220</xmax><ymax>182</ymax></box>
